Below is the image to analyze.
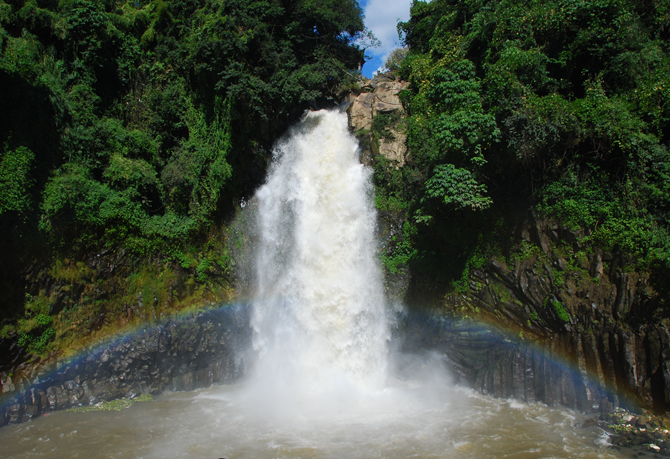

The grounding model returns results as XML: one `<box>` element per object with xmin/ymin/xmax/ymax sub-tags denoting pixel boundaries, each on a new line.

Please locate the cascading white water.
<box><xmin>248</xmin><ymin>109</ymin><xmax>389</xmax><ymax>407</ymax></box>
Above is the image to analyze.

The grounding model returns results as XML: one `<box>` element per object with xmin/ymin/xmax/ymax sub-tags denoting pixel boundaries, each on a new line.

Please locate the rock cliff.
<box><xmin>351</xmin><ymin>74</ymin><xmax>670</xmax><ymax>415</ymax></box>
<box><xmin>397</xmin><ymin>211</ymin><xmax>670</xmax><ymax>414</ymax></box>
<box><xmin>0</xmin><ymin>306</ymin><xmax>251</xmax><ymax>426</ymax></box>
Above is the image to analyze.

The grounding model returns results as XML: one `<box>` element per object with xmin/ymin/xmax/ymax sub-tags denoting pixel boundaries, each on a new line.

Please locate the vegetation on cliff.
<box><xmin>0</xmin><ymin>0</ymin><xmax>367</xmax><ymax>356</ymax></box>
<box><xmin>3</xmin><ymin>0</ymin><xmax>670</xmax><ymax>402</ymax></box>
<box><xmin>377</xmin><ymin>0</ymin><xmax>670</xmax><ymax>313</ymax></box>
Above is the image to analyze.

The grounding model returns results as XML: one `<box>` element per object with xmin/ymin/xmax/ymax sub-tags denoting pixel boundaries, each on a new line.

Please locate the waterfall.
<box><xmin>0</xmin><ymin>109</ymin><xmax>620</xmax><ymax>459</ymax></box>
<box><xmin>250</xmin><ymin>109</ymin><xmax>389</xmax><ymax>401</ymax></box>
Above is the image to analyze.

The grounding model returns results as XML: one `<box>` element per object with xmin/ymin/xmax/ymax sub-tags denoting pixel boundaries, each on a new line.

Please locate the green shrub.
<box><xmin>552</xmin><ymin>300</ymin><xmax>570</xmax><ymax>323</ymax></box>
<box><xmin>0</xmin><ymin>145</ymin><xmax>34</xmax><ymax>217</ymax></box>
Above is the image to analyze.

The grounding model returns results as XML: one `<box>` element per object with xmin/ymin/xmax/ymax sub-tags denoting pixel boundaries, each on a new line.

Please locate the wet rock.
<box><xmin>579</xmin><ymin>417</ymin><xmax>599</xmax><ymax>428</ymax></box>
<box><xmin>0</xmin><ymin>306</ymin><xmax>251</xmax><ymax>427</ymax></box>
<box><xmin>399</xmin><ymin>208</ymin><xmax>670</xmax><ymax>417</ymax></box>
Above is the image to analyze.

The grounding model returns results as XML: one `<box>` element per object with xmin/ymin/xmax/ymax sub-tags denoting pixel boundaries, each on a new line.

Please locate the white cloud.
<box><xmin>364</xmin><ymin>2</ymin><xmax>411</xmax><ymax>57</ymax></box>
<box><xmin>360</xmin><ymin>0</ymin><xmax>412</xmax><ymax>76</ymax></box>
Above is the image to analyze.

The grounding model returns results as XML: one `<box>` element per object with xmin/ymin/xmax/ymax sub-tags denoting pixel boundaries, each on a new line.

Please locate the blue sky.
<box><xmin>359</xmin><ymin>0</ymin><xmax>413</xmax><ymax>78</ymax></box>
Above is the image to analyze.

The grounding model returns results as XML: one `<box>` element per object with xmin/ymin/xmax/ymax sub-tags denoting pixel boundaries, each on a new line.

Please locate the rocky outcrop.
<box><xmin>395</xmin><ymin>211</ymin><xmax>670</xmax><ymax>414</ymax></box>
<box><xmin>347</xmin><ymin>75</ymin><xmax>409</xmax><ymax>168</ymax></box>
<box><xmin>604</xmin><ymin>409</ymin><xmax>670</xmax><ymax>452</ymax></box>
<box><xmin>347</xmin><ymin>91</ymin><xmax>374</xmax><ymax>132</ymax></box>
<box><xmin>346</xmin><ymin>72</ymin><xmax>670</xmax><ymax>416</ymax></box>
<box><xmin>397</xmin><ymin>313</ymin><xmax>665</xmax><ymax>413</ymax></box>
<box><xmin>0</xmin><ymin>306</ymin><xmax>251</xmax><ymax>426</ymax></box>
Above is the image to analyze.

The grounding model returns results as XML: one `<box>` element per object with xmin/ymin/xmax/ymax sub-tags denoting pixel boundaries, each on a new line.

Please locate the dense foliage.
<box><xmin>384</xmin><ymin>0</ymin><xmax>670</xmax><ymax>300</ymax></box>
<box><xmin>0</xmin><ymin>0</ymin><xmax>366</xmax><ymax>345</ymax></box>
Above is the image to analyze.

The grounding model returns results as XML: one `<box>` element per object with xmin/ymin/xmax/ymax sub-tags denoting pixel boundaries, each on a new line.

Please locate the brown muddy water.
<box><xmin>0</xmin><ymin>380</ymin><xmax>638</xmax><ymax>459</ymax></box>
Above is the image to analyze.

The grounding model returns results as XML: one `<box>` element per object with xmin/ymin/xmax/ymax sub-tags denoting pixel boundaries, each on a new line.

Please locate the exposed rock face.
<box><xmin>398</xmin><ymin>314</ymin><xmax>663</xmax><ymax>413</ymax></box>
<box><xmin>371</xmin><ymin>79</ymin><xmax>408</xmax><ymax>113</ymax></box>
<box><xmin>0</xmin><ymin>306</ymin><xmax>251</xmax><ymax>426</ymax></box>
<box><xmin>377</xmin><ymin>131</ymin><xmax>407</xmax><ymax>165</ymax></box>
<box><xmin>395</xmin><ymin>211</ymin><xmax>670</xmax><ymax>414</ymax></box>
<box><xmin>347</xmin><ymin>75</ymin><xmax>409</xmax><ymax>168</ymax></box>
<box><xmin>348</xmin><ymin>91</ymin><xmax>374</xmax><ymax>132</ymax></box>
<box><xmin>351</xmin><ymin>74</ymin><xmax>670</xmax><ymax>415</ymax></box>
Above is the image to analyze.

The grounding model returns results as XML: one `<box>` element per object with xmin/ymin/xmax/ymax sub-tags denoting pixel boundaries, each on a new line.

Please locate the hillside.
<box><xmin>0</xmin><ymin>0</ymin><xmax>367</xmax><ymax>361</ymax></box>
<box><xmin>360</xmin><ymin>0</ymin><xmax>670</xmax><ymax>412</ymax></box>
<box><xmin>2</xmin><ymin>0</ymin><xmax>670</xmax><ymax>417</ymax></box>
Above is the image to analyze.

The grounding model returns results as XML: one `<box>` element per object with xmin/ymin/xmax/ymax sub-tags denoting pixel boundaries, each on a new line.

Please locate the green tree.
<box><xmin>390</xmin><ymin>0</ymin><xmax>670</xmax><ymax>295</ymax></box>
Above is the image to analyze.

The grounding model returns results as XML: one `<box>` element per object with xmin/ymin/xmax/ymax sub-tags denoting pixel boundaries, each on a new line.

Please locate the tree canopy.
<box><xmin>379</xmin><ymin>0</ymin><xmax>670</xmax><ymax>295</ymax></box>
<box><xmin>0</xmin><ymin>0</ymin><xmax>367</xmax><ymax>324</ymax></box>
<box><xmin>0</xmin><ymin>0</ymin><xmax>368</xmax><ymax>248</ymax></box>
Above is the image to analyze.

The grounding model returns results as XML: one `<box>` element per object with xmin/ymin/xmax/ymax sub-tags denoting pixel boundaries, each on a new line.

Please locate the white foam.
<box><xmin>248</xmin><ymin>110</ymin><xmax>389</xmax><ymax>419</ymax></box>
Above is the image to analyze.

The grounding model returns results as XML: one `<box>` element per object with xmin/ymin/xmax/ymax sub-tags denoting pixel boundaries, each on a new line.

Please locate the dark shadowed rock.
<box><xmin>0</xmin><ymin>306</ymin><xmax>251</xmax><ymax>427</ymax></box>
